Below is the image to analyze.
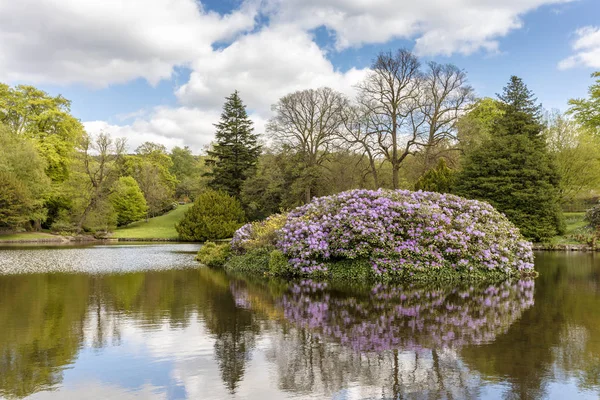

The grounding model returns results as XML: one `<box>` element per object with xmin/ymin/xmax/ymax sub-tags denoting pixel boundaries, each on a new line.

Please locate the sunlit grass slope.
<box><xmin>113</xmin><ymin>204</ymin><xmax>192</xmax><ymax>240</ymax></box>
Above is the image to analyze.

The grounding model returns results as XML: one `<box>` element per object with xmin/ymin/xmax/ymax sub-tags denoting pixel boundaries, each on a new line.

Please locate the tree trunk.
<box><xmin>305</xmin><ymin>186</ymin><xmax>311</xmax><ymax>204</ymax></box>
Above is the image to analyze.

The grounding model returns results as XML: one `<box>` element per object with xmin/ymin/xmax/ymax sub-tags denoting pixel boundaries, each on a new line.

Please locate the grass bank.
<box><xmin>546</xmin><ymin>212</ymin><xmax>589</xmax><ymax>245</ymax></box>
<box><xmin>0</xmin><ymin>232</ymin><xmax>62</xmax><ymax>242</ymax></box>
<box><xmin>112</xmin><ymin>204</ymin><xmax>191</xmax><ymax>240</ymax></box>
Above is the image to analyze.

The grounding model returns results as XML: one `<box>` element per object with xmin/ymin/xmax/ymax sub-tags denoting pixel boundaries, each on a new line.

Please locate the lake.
<box><xmin>0</xmin><ymin>244</ymin><xmax>599</xmax><ymax>399</ymax></box>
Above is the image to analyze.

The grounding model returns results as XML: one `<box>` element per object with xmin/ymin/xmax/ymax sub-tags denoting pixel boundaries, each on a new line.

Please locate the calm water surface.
<box><xmin>0</xmin><ymin>245</ymin><xmax>599</xmax><ymax>399</ymax></box>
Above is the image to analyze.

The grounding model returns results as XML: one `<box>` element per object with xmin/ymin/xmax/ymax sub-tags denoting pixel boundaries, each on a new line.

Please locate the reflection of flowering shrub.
<box><xmin>276</xmin><ymin>189</ymin><xmax>533</xmax><ymax>277</ymax></box>
<box><xmin>280</xmin><ymin>279</ymin><xmax>535</xmax><ymax>353</ymax></box>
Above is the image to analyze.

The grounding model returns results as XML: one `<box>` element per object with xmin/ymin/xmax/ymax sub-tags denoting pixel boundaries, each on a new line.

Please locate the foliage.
<box><xmin>175</xmin><ymin>190</ymin><xmax>246</xmax><ymax>241</ymax></box>
<box><xmin>0</xmin><ymin>124</ymin><xmax>50</xmax><ymax>226</ymax></box>
<box><xmin>456</xmin><ymin>76</ymin><xmax>564</xmax><ymax>241</ymax></box>
<box><xmin>414</xmin><ymin>158</ymin><xmax>455</xmax><ymax>193</ymax></box>
<box><xmin>170</xmin><ymin>146</ymin><xmax>207</xmax><ymax>200</ymax></box>
<box><xmin>232</xmin><ymin>189</ymin><xmax>534</xmax><ymax>281</ymax></box>
<box><xmin>231</xmin><ymin>213</ymin><xmax>288</xmax><ymax>253</ymax></box>
<box><xmin>67</xmin><ymin>132</ymin><xmax>126</xmax><ymax>232</ymax></box>
<box><xmin>568</xmin><ymin>72</ymin><xmax>600</xmax><ymax>132</ymax></box>
<box><xmin>545</xmin><ymin>110</ymin><xmax>600</xmax><ymax>203</ymax></box>
<box><xmin>206</xmin><ymin>91</ymin><xmax>261</xmax><ymax>198</ymax></box>
<box><xmin>124</xmin><ymin>142</ymin><xmax>177</xmax><ymax>218</ymax></box>
<box><xmin>0</xmin><ymin>83</ymin><xmax>85</xmax><ymax>182</ymax></box>
<box><xmin>0</xmin><ymin>171</ymin><xmax>36</xmax><ymax>230</ymax></box>
<box><xmin>224</xmin><ymin>248</ymin><xmax>272</xmax><ymax>275</ymax></box>
<box><xmin>109</xmin><ymin>176</ymin><xmax>148</xmax><ymax>226</ymax></box>
<box><xmin>268</xmin><ymin>250</ymin><xmax>292</xmax><ymax>276</ymax></box>
<box><xmin>456</xmin><ymin>97</ymin><xmax>504</xmax><ymax>153</ymax></box>
<box><xmin>585</xmin><ymin>203</ymin><xmax>600</xmax><ymax>229</ymax></box>
<box><xmin>197</xmin><ymin>242</ymin><xmax>232</xmax><ymax>268</ymax></box>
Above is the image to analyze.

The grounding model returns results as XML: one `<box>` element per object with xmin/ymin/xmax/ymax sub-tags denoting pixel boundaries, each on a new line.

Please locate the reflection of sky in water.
<box><xmin>1</xmin><ymin>247</ymin><xmax>600</xmax><ymax>399</ymax></box>
<box><xmin>23</xmin><ymin>313</ymin><xmax>599</xmax><ymax>400</ymax></box>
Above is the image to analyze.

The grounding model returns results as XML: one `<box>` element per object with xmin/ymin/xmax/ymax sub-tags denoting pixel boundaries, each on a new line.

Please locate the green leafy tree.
<box><xmin>0</xmin><ymin>124</ymin><xmax>51</xmax><ymax>228</ymax></box>
<box><xmin>568</xmin><ymin>72</ymin><xmax>600</xmax><ymax>132</ymax></box>
<box><xmin>110</xmin><ymin>177</ymin><xmax>148</xmax><ymax>226</ymax></box>
<box><xmin>414</xmin><ymin>158</ymin><xmax>455</xmax><ymax>193</ymax></box>
<box><xmin>456</xmin><ymin>98</ymin><xmax>504</xmax><ymax>153</ymax></box>
<box><xmin>67</xmin><ymin>132</ymin><xmax>126</xmax><ymax>232</ymax></box>
<box><xmin>207</xmin><ymin>91</ymin><xmax>261</xmax><ymax>198</ymax></box>
<box><xmin>175</xmin><ymin>190</ymin><xmax>245</xmax><ymax>241</ymax></box>
<box><xmin>0</xmin><ymin>84</ymin><xmax>85</xmax><ymax>182</ymax></box>
<box><xmin>0</xmin><ymin>172</ymin><xmax>36</xmax><ymax>230</ymax></box>
<box><xmin>124</xmin><ymin>142</ymin><xmax>176</xmax><ymax>218</ymax></box>
<box><xmin>456</xmin><ymin>76</ymin><xmax>564</xmax><ymax>241</ymax></box>
<box><xmin>170</xmin><ymin>146</ymin><xmax>206</xmax><ymax>201</ymax></box>
<box><xmin>544</xmin><ymin>110</ymin><xmax>600</xmax><ymax>204</ymax></box>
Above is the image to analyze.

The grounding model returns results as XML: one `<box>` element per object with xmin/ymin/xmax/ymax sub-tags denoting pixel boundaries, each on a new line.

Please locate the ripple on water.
<box><xmin>0</xmin><ymin>243</ymin><xmax>202</xmax><ymax>275</ymax></box>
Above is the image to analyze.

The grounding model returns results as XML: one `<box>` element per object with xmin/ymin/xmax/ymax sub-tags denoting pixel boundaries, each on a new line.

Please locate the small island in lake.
<box><xmin>198</xmin><ymin>189</ymin><xmax>536</xmax><ymax>282</ymax></box>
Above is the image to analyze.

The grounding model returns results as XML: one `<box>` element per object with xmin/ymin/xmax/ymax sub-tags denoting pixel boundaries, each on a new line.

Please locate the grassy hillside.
<box><xmin>113</xmin><ymin>204</ymin><xmax>192</xmax><ymax>240</ymax></box>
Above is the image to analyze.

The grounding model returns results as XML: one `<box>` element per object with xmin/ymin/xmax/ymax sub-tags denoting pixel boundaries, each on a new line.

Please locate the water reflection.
<box><xmin>0</xmin><ymin>247</ymin><xmax>599</xmax><ymax>399</ymax></box>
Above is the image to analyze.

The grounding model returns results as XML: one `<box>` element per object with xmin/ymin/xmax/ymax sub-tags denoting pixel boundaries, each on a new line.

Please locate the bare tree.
<box><xmin>267</xmin><ymin>87</ymin><xmax>347</xmax><ymax>203</ymax></box>
<box><xmin>417</xmin><ymin>62</ymin><xmax>475</xmax><ymax>172</ymax></box>
<box><xmin>356</xmin><ymin>49</ymin><xmax>422</xmax><ymax>189</ymax></box>
<box><xmin>76</xmin><ymin>132</ymin><xmax>126</xmax><ymax>231</ymax></box>
<box><xmin>340</xmin><ymin>104</ymin><xmax>384</xmax><ymax>187</ymax></box>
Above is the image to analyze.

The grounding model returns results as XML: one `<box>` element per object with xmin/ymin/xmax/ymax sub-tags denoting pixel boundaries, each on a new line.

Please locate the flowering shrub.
<box><xmin>231</xmin><ymin>189</ymin><xmax>534</xmax><ymax>280</ymax></box>
<box><xmin>231</xmin><ymin>213</ymin><xmax>287</xmax><ymax>253</ymax></box>
<box><xmin>585</xmin><ymin>203</ymin><xmax>600</xmax><ymax>229</ymax></box>
<box><xmin>280</xmin><ymin>279</ymin><xmax>535</xmax><ymax>352</ymax></box>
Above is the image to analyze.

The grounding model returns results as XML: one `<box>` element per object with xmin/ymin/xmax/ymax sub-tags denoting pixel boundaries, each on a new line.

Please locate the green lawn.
<box><xmin>548</xmin><ymin>212</ymin><xmax>589</xmax><ymax>244</ymax></box>
<box><xmin>0</xmin><ymin>232</ymin><xmax>60</xmax><ymax>241</ymax></box>
<box><xmin>112</xmin><ymin>204</ymin><xmax>192</xmax><ymax>240</ymax></box>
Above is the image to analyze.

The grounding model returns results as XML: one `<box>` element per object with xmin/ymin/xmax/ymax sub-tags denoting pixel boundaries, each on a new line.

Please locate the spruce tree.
<box><xmin>456</xmin><ymin>76</ymin><xmax>564</xmax><ymax>241</ymax></box>
<box><xmin>206</xmin><ymin>91</ymin><xmax>261</xmax><ymax>198</ymax></box>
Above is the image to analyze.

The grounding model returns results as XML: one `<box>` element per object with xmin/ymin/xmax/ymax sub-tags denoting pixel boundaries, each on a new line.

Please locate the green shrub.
<box><xmin>224</xmin><ymin>248</ymin><xmax>272</xmax><ymax>275</ymax></box>
<box><xmin>196</xmin><ymin>242</ymin><xmax>231</xmax><ymax>268</ymax></box>
<box><xmin>175</xmin><ymin>190</ymin><xmax>245</xmax><ymax>241</ymax></box>
<box><xmin>585</xmin><ymin>203</ymin><xmax>600</xmax><ymax>229</ymax></box>
<box><xmin>268</xmin><ymin>249</ymin><xmax>292</xmax><ymax>276</ymax></box>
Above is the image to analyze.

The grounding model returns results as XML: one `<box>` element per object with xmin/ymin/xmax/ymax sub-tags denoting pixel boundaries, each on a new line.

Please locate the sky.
<box><xmin>1</xmin><ymin>0</ymin><xmax>599</xmax><ymax>152</ymax></box>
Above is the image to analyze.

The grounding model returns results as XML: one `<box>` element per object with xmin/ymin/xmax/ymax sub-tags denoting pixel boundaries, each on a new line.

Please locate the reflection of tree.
<box><xmin>262</xmin><ymin>326</ymin><xmax>483</xmax><ymax>398</ymax></box>
<box><xmin>231</xmin><ymin>277</ymin><xmax>534</xmax><ymax>398</ymax></box>
<box><xmin>461</xmin><ymin>252</ymin><xmax>600</xmax><ymax>399</ymax></box>
<box><xmin>0</xmin><ymin>273</ymin><xmax>90</xmax><ymax>398</ymax></box>
<box><xmin>0</xmin><ymin>268</ymin><xmax>263</xmax><ymax>398</ymax></box>
<box><xmin>209</xmin><ymin>280</ymin><xmax>259</xmax><ymax>393</ymax></box>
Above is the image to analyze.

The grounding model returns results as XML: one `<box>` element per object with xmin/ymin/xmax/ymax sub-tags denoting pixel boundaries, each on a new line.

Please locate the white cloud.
<box><xmin>176</xmin><ymin>25</ymin><xmax>368</xmax><ymax>114</ymax></box>
<box><xmin>0</xmin><ymin>0</ymin><xmax>257</xmax><ymax>86</ymax></box>
<box><xmin>263</xmin><ymin>0</ymin><xmax>573</xmax><ymax>55</ymax></box>
<box><xmin>558</xmin><ymin>26</ymin><xmax>600</xmax><ymax>70</ymax></box>
<box><xmin>84</xmin><ymin>106</ymin><xmax>268</xmax><ymax>152</ymax></box>
<box><xmin>2</xmin><ymin>0</ymin><xmax>569</xmax><ymax>150</ymax></box>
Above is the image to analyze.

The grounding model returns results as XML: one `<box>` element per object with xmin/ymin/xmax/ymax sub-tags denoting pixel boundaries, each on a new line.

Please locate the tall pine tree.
<box><xmin>456</xmin><ymin>76</ymin><xmax>564</xmax><ymax>241</ymax></box>
<box><xmin>207</xmin><ymin>91</ymin><xmax>261</xmax><ymax>198</ymax></box>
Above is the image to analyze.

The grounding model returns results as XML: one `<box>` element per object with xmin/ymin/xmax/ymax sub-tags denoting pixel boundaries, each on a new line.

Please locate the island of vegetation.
<box><xmin>197</xmin><ymin>189</ymin><xmax>535</xmax><ymax>282</ymax></box>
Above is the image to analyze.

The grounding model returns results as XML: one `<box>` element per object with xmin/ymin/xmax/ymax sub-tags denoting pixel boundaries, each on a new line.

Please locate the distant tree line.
<box><xmin>1</xmin><ymin>50</ymin><xmax>599</xmax><ymax>241</ymax></box>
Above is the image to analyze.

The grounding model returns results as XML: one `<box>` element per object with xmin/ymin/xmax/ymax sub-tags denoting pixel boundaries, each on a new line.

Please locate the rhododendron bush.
<box><xmin>231</xmin><ymin>189</ymin><xmax>534</xmax><ymax>280</ymax></box>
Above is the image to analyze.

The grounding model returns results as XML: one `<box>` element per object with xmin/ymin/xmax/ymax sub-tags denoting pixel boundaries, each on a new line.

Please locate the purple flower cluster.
<box><xmin>280</xmin><ymin>279</ymin><xmax>535</xmax><ymax>352</ymax></box>
<box><xmin>272</xmin><ymin>189</ymin><xmax>534</xmax><ymax>277</ymax></box>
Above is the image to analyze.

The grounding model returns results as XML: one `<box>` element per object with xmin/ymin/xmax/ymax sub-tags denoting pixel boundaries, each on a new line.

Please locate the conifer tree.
<box><xmin>207</xmin><ymin>91</ymin><xmax>261</xmax><ymax>198</ymax></box>
<box><xmin>456</xmin><ymin>76</ymin><xmax>564</xmax><ymax>241</ymax></box>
